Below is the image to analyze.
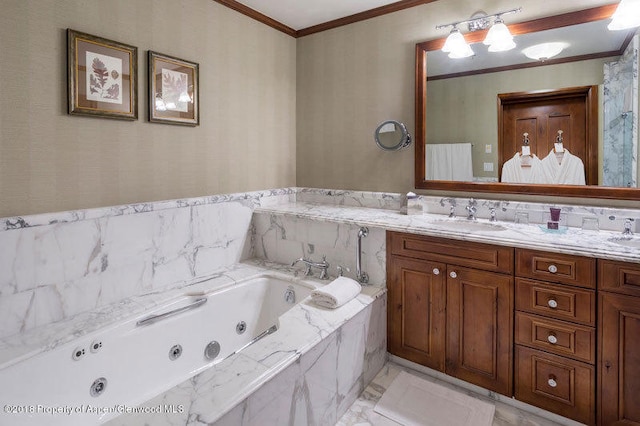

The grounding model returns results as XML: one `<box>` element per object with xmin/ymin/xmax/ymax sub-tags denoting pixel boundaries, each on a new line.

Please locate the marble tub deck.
<box><xmin>338</xmin><ymin>361</ymin><xmax>584</xmax><ymax>426</ymax></box>
<box><xmin>0</xmin><ymin>260</ymin><xmax>386</xmax><ymax>426</ymax></box>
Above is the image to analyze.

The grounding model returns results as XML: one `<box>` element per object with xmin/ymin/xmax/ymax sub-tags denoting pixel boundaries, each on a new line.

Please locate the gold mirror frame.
<box><xmin>415</xmin><ymin>4</ymin><xmax>639</xmax><ymax>200</ymax></box>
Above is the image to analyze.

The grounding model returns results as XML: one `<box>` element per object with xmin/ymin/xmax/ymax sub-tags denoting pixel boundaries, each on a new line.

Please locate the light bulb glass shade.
<box><xmin>442</xmin><ymin>28</ymin><xmax>465</xmax><ymax>53</ymax></box>
<box><xmin>522</xmin><ymin>42</ymin><xmax>568</xmax><ymax>61</ymax></box>
<box><xmin>483</xmin><ymin>21</ymin><xmax>513</xmax><ymax>46</ymax></box>
<box><xmin>488</xmin><ymin>38</ymin><xmax>516</xmax><ymax>52</ymax></box>
<box><xmin>608</xmin><ymin>0</ymin><xmax>640</xmax><ymax>30</ymax></box>
<box><xmin>448</xmin><ymin>42</ymin><xmax>474</xmax><ymax>58</ymax></box>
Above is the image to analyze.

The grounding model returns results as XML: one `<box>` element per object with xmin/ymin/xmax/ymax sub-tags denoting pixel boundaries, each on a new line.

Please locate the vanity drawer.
<box><xmin>599</xmin><ymin>259</ymin><xmax>640</xmax><ymax>297</ymax></box>
<box><xmin>388</xmin><ymin>232</ymin><xmax>513</xmax><ymax>273</ymax></box>
<box><xmin>516</xmin><ymin>278</ymin><xmax>596</xmax><ymax>326</ymax></box>
<box><xmin>516</xmin><ymin>249</ymin><xmax>595</xmax><ymax>289</ymax></box>
<box><xmin>515</xmin><ymin>346</ymin><xmax>595</xmax><ymax>425</ymax></box>
<box><xmin>515</xmin><ymin>312</ymin><xmax>595</xmax><ymax>363</ymax></box>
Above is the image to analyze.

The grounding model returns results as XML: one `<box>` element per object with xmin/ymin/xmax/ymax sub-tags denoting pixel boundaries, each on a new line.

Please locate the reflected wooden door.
<box><xmin>498</xmin><ymin>86</ymin><xmax>598</xmax><ymax>185</ymax></box>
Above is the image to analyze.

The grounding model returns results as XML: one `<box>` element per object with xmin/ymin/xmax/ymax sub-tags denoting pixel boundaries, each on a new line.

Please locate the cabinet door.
<box><xmin>446</xmin><ymin>266</ymin><xmax>514</xmax><ymax>396</ymax></box>
<box><xmin>599</xmin><ymin>292</ymin><xmax>640</xmax><ymax>426</ymax></box>
<box><xmin>388</xmin><ymin>256</ymin><xmax>446</xmax><ymax>371</ymax></box>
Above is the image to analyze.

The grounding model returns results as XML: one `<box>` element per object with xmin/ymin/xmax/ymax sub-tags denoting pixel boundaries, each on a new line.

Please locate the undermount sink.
<box><xmin>607</xmin><ymin>237</ymin><xmax>640</xmax><ymax>249</ymax></box>
<box><xmin>433</xmin><ymin>219</ymin><xmax>508</xmax><ymax>232</ymax></box>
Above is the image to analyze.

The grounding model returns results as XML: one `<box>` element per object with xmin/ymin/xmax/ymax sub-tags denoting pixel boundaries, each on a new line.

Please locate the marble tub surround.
<box><xmin>295</xmin><ymin>187</ymin><xmax>402</xmax><ymax>210</ymax></box>
<box><xmin>0</xmin><ymin>188</ymin><xmax>297</xmax><ymax>232</ymax></box>
<box><xmin>104</xmin><ymin>265</ymin><xmax>387</xmax><ymax>426</ymax></box>
<box><xmin>252</xmin><ymin>212</ymin><xmax>387</xmax><ymax>286</ymax></box>
<box><xmin>0</xmin><ymin>188</ymin><xmax>298</xmax><ymax>340</ymax></box>
<box><xmin>0</xmin><ymin>261</ymin><xmax>285</xmax><ymax>369</ymax></box>
<box><xmin>0</xmin><ymin>260</ymin><xmax>386</xmax><ymax>425</ymax></box>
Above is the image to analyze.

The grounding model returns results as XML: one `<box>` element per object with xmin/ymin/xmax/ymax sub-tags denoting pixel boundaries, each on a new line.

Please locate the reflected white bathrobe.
<box><xmin>541</xmin><ymin>149</ymin><xmax>586</xmax><ymax>185</ymax></box>
<box><xmin>501</xmin><ymin>153</ymin><xmax>548</xmax><ymax>184</ymax></box>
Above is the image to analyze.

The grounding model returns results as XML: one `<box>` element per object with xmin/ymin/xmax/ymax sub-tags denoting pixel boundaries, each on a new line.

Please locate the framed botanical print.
<box><xmin>148</xmin><ymin>51</ymin><xmax>199</xmax><ymax>126</ymax></box>
<box><xmin>67</xmin><ymin>29</ymin><xmax>138</xmax><ymax>120</ymax></box>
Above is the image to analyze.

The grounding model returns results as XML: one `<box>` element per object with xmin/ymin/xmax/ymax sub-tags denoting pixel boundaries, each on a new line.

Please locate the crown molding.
<box><xmin>213</xmin><ymin>0</ymin><xmax>440</xmax><ymax>38</ymax></box>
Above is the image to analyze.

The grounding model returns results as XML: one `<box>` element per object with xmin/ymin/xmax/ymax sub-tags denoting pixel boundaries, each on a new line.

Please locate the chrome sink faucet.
<box><xmin>623</xmin><ymin>218</ymin><xmax>634</xmax><ymax>236</ymax></box>
<box><xmin>465</xmin><ymin>198</ymin><xmax>477</xmax><ymax>221</ymax></box>
<box><xmin>291</xmin><ymin>256</ymin><xmax>330</xmax><ymax>279</ymax></box>
<box><xmin>489</xmin><ymin>207</ymin><xmax>497</xmax><ymax>222</ymax></box>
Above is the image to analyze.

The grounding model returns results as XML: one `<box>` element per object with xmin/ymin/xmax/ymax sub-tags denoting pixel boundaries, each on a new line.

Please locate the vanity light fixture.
<box><xmin>608</xmin><ymin>0</ymin><xmax>640</xmax><ymax>30</ymax></box>
<box><xmin>522</xmin><ymin>42</ymin><xmax>568</xmax><ymax>61</ymax></box>
<box><xmin>437</xmin><ymin>7</ymin><xmax>521</xmax><ymax>58</ymax></box>
<box><xmin>483</xmin><ymin>17</ymin><xmax>516</xmax><ymax>52</ymax></box>
<box><xmin>442</xmin><ymin>27</ymin><xmax>474</xmax><ymax>58</ymax></box>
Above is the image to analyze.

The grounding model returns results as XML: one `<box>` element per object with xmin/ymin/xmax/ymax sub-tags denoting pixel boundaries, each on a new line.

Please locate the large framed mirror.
<box><xmin>415</xmin><ymin>4</ymin><xmax>639</xmax><ymax>200</ymax></box>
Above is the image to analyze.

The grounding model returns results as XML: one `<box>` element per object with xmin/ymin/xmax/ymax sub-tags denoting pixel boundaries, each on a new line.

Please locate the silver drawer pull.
<box><xmin>548</xmin><ymin>377</ymin><xmax>558</xmax><ymax>388</ymax></box>
<box><xmin>449</xmin><ymin>271</ymin><xmax>457</xmax><ymax>279</ymax></box>
<box><xmin>547</xmin><ymin>299</ymin><xmax>558</xmax><ymax>309</ymax></box>
<box><xmin>433</xmin><ymin>268</ymin><xmax>440</xmax><ymax>275</ymax></box>
<box><xmin>547</xmin><ymin>334</ymin><xmax>558</xmax><ymax>344</ymax></box>
<box><xmin>548</xmin><ymin>264</ymin><xmax>558</xmax><ymax>273</ymax></box>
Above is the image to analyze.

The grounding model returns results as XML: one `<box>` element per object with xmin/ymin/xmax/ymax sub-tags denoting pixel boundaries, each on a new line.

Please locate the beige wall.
<box><xmin>427</xmin><ymin>58</ymin><xmax>610</xmax><ymax>179</ymax></box>
<box><xmin>296</xmin><ymin>0</ymin><xmax>640</xmax><ymax>207</ymax></box>
<box><xmin>0</xmin><ymin>0</ymin><xmax>296</xmax><ymax>217</ymax></box>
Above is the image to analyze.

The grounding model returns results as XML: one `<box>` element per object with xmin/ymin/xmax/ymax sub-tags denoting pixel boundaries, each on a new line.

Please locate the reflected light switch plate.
<box><xmin>485</xmin><ymin>144</ymin><xmax>492</xmax><ymax>153</ymax></box>
<box><xmin>484</xmin><ymin>162</ymin><xmax>494</xmax><ymax>172</ymax></box>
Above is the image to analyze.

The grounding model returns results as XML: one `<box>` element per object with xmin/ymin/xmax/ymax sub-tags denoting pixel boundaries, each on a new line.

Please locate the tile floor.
<box><xmin>337</xmin><ymin>361</ymin><xmax>585</xmax><ymax>426</ymax></box>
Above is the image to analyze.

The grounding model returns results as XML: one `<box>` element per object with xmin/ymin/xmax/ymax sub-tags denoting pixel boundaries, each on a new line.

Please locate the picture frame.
<box><xmin>148</xmin><ymin>51</ymin><xmax>199</xmax><ymax>126</ymax></box>
<box><xmin>67</xmin><ymin>29</ymin><xmax>138</xmax><ymax>120</ymax></box>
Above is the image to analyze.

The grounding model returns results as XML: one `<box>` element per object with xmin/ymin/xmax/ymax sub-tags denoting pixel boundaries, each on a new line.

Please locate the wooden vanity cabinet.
<box><xmin>387</xmin><ymin>233</ymin><xmax>640</xmax><ymax>425</ymax></box>
<box><xmin>387</xmin><ymin>232</ymin><xmax>514</xmax><ymax>396</ymax></box>
<box><xmin>514</xmin><ymin>249</ymin><xmax>596</xmax><ymax>425</ymax></box>
<box><xmin>387</xmin><ymin>256</ymin><xmax>446</xmax><ymax>370</ymax></box>
<box><xmin>598</xmin><ymin>260</ymin><xmax>640</xmax><ymax>426</ymax></box>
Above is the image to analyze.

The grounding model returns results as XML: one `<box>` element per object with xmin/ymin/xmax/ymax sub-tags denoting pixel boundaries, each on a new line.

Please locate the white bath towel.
<box><xmin>426</xmin><ymin>143</ymin><xmax>473</xmax><ymax>181</ymax></box>
<box><xmin>311</xmin><ymin>277</ymin><xmax>362</xmax><ymax>309</ymax></box>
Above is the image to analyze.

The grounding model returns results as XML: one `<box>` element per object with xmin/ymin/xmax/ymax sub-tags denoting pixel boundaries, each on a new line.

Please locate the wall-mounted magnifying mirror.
<box><xmin>375</xmin><ymin>120</ymin><xmax>412</xmax><ymax>151</ymax></box>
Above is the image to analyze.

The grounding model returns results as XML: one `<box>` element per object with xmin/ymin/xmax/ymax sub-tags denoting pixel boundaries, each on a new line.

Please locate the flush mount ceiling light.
<box><xmin>608</xmin><ymin>0</ymin><xmax>640</xmax><ymax>30</ymax></box>
<box><xmin>522</xmin><ymin>42</ymin><xmax>569</xmax><ymax>61</ymax></box>
<box><xmin>437</xmin><ymin>8</ymin><xmax>521</xmax><ymax>59</ymax></box>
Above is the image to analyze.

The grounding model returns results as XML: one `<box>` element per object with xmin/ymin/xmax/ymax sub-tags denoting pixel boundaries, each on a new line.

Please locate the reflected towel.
<box><xmin>426</xmin><ymin>143</ymin><xmax>473</xmax><ymax>181</ymax></box>
<box><xmin>311</xmin><ymin>277</ymin><xmax>362</xmax><ymax>309</ymax></box>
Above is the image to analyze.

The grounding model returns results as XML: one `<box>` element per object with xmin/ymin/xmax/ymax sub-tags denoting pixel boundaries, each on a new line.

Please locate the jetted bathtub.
<box><xmin>0</xmin><ymin>275</ymin><xmax>313</xmax><ymax>425</ymax></box>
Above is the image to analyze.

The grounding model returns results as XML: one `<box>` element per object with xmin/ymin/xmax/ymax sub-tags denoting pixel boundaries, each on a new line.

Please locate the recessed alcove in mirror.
<box><xmin>415</xmin><ymin>4</ymin><xmax>640</xmax><ymax>200</ymax></box>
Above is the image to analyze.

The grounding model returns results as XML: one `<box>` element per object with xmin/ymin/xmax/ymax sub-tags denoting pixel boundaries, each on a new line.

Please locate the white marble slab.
<box><xmin>256</xmin><ymin>200</ymin><xmax>640</xmax><ymax>263</ymax></box>
<box><xmin>253</xmin><ymin>212</ymin><xmax>387</xmax><ymax>286</ymax></box>
<box><xmin>95</xmin><ymin>263</ymin><xmax>387</xmax><ymax>426</ymax></box>
<box><xmin>0</xmin><ymin>190</ymin><xmax>295</xmax><ymax>339</ymax></box>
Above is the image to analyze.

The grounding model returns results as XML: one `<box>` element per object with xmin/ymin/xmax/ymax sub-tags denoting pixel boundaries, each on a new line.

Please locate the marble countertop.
<box><xmin>256</xmin><ymin>202</ymin><xmax>640</xmax><ymax>263</ymax></box>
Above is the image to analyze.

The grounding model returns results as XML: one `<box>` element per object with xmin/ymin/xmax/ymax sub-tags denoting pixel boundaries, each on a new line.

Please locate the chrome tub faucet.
<box><xmin>291</xmin><ymin>256</ymin><xmax>330</xmax><ymax>279</ymax></box>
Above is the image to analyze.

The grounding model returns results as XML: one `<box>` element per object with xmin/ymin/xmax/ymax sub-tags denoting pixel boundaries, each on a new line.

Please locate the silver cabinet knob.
<box><xmin>433</xmin><ymin>268</ymin><xmax>440</xmax><ymax>275</ymax></box>
<box><xmin>547</xmin><ymin>334</ymin><xmax>558</xmax><ymax>344</ymax></box>
<box><xmin>548</xmin><ymin>377</ymin><xmax>558</xmax><ymax>388</ymax></box>
<box><xmin>547</xmin><ymin>299</ymin><xmax>558</xmax><ymax>309</ymax></box>
<box><xmin>449</xmin><ymin>271</ymin><xmax>457</xmax><ymax>279</ymax></box>
<box><xmin>548</xmin><ymin>264</ymin><xmax>558</xmax><ymax>273</ymax></box>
